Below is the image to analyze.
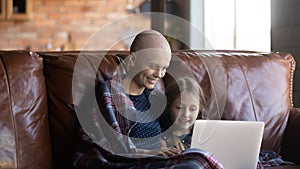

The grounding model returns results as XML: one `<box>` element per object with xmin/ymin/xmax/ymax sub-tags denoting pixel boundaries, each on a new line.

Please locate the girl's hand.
<box><xmin>174</xmin><ymin>141</ymin><xmax>186</xmax><ymax>151</ymax></box>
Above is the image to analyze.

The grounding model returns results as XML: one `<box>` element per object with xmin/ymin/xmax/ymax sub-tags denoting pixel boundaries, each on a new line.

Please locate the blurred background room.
<box><xmin>0</xmin><ymin>0</ymin><xmax>299</xmax><ymax>106</ymax></box>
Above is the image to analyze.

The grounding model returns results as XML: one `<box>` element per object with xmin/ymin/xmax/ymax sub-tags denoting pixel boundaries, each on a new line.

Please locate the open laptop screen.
<box><xmin>191</xmin><ymin>120</ymin><xmax>264</xmax><ymax>169</ymax></box>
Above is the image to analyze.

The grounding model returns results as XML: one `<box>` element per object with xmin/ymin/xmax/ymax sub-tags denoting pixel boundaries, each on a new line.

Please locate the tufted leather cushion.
<box><xmin>167</xmin><ymin>51</ymin><xmax>294</xmax><ymax>153</ymax></box>
<box><xmin>0</xmin><ymin>51</ymin><xmax>52</xmax><ymax>169</ymax></box>
<box><xmin>39</xmin><ymin>51</ymin><xmax>129</xmax><ymax>169</ymax></box>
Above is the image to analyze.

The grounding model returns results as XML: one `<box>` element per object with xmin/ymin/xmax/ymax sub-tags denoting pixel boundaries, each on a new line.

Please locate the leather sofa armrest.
<box><xmin>280</xmin><ymin>107</ymin><xmax>300</xmax><ymax>165</ymax></box>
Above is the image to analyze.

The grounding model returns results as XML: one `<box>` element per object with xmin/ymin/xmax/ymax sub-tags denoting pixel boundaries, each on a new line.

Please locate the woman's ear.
<box><xmin>122</xmin><ymin>53</ymin><xmax>135</xmax><ymax>73</ymax></box>
<box><xmin>129</xmin><ymin>53</ymin><xmax>136</xmax><ymax>67</ymax></box>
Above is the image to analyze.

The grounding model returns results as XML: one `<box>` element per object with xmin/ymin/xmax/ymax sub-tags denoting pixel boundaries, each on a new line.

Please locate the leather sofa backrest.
<box><xmin>0</xmin><ymin>51</ymin><xmax>52</xmax><ymax>169</ymax></box>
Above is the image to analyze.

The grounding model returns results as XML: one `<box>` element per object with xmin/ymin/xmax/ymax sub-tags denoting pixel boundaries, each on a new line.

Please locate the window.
<box><xmin>6</xmin><ymin>0</ymin><xmax>32</xmax><ymax>20</ymax></box>
<box><xmin>203</xmin><ymin>0</ymin><xmax>271</xmax><ymax>51</ymax></box>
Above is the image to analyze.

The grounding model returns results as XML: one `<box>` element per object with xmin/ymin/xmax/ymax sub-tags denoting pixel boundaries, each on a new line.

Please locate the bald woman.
<box><xmin>73</xmin><ymin>30</ymin><xmax>224</xmax><ymax>169</ymax></box>
<box><xmin>122</xmin><ymin>30</ymin><xmax>174</xmax><ymax>152</ymax></box>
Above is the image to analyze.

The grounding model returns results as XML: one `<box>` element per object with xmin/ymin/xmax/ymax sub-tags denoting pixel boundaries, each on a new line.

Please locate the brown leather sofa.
<box><xmin>0</xmin><ymin>50</ymin><xmax>299</xmax><ymax>169</ymax></box>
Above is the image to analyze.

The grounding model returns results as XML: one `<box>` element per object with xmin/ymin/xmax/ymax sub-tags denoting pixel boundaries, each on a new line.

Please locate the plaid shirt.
<box><xmin>73</xmin><ymin>78</ymin><xmax>224</xmax><ymax>169</ymax></box>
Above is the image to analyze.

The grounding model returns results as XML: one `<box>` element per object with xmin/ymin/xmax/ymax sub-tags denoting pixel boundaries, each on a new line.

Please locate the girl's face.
<box><xmin>170</xmin><ymin>91</ymin><xmax>200</xmax><ymax>132</ymax></box>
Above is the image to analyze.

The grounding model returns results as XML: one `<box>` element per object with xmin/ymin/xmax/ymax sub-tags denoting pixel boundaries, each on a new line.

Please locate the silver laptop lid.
<box><xmin>191</xmin><ymin>120</ymin><xmax>264</xmax><ymax>169</ymax></box>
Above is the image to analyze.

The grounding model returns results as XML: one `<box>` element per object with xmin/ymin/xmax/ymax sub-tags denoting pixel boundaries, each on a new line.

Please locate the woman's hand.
<box><xmin>158</xmin><ymin>147</ymin><xmax>181</xmax><ymax>157</ymax></box>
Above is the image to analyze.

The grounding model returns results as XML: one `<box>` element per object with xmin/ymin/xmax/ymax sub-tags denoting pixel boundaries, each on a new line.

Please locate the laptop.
<box><xmin>191</xmin><ymin>120</ymin><xmax>264</xmax><ymax>169</ymax></box>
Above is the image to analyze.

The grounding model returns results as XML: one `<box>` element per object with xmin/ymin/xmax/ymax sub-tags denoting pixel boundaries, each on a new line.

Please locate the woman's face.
<box><xmin>170</xmin><ymin>91</ymin><xmax>200</xmax><ymax>132</ymax></box>
<box><xmin>130</xmin><ymin>50</ymin><xmax>171</xmax><ymax>90</ymax></box>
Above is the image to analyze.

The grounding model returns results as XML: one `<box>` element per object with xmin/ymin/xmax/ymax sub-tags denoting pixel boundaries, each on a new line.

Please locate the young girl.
<box><xmin>160</xmin><ymin>76</ymin><xmax>206</xmax><ymax>150</ymax></box>
<box><xmin>159</xmin><ymin>77</ymin><xmax>295</xmax><ymax>169</ymax></box>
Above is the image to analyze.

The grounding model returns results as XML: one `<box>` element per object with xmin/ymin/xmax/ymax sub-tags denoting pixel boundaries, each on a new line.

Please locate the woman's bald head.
<box><xmin>130</xmin><ymin>30</ymin><xmax>171</xmax><ymax>53</ymax></box>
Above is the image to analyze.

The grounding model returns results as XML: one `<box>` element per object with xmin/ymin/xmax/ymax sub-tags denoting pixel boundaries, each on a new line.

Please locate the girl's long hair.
<box><xmin>159</xmin><ymin>77</ymin><xmax>206</xmax><ymax>131</ymax></box>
